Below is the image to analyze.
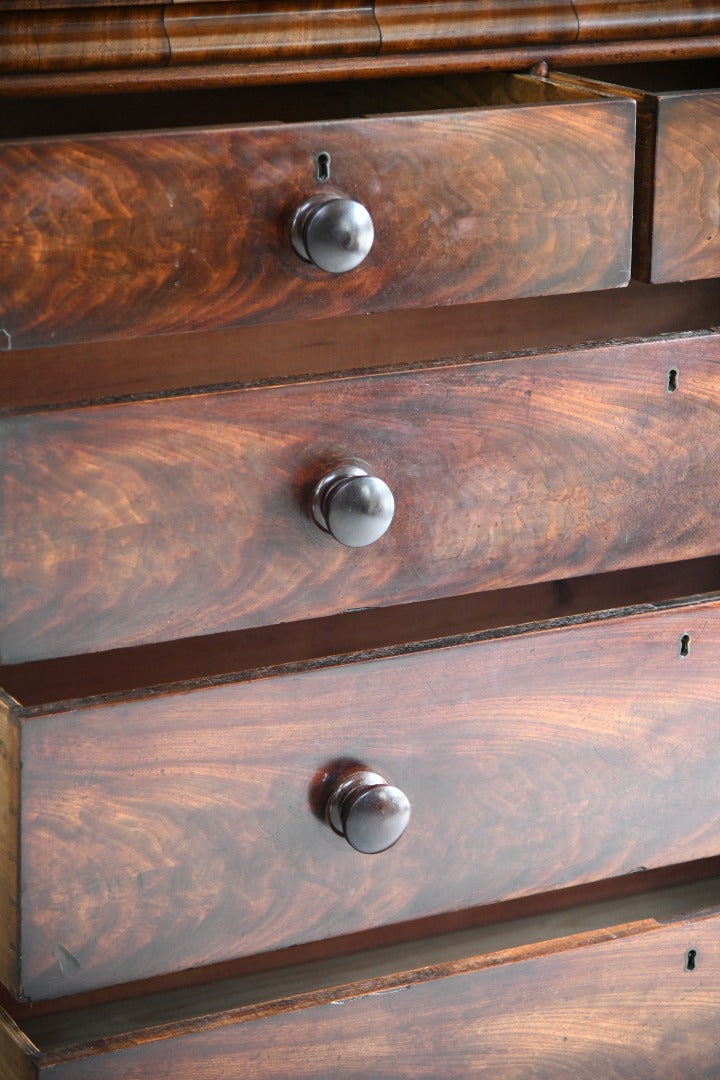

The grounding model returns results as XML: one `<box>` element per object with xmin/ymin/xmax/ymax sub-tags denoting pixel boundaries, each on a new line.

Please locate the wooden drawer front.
<box><xmin>641</xmin><ymin>89</ymin><xmax>720</xmax><ymax>282</ymax></box>
<box><xmin>0</xmin><ymin>87</ymin><xmax>634</xmax><ymax>350</ymax></box>
<box><xmin>4</xmin><ymin>596</ymin><xmax>720</xmax><ymax>998</ymax></box>
<box><xmin>548</xmin><ymin>68</ymin><xmax>720</xmax><ymax>282</ymax></box>
<box><xmin>3</xmin><ymin>888</ymin><xmax>720</xmax><ymax>1077</ymax></box>
<box><xmin>3</xmin><ymin>333</ymin><xmax>720</xmax><ymax>664</ymax></box>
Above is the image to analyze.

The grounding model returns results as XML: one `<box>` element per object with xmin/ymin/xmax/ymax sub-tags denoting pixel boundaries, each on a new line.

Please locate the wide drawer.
<box><xmin>3</xmin><ymin>332</ymin><xmax>720</xmax><ymax>664</ymax></box>
<box><xmin>548</xmin><ymin>62</ymin><xmax>720</xmax><ymax>282</ymax></box>
<box><xmin>0</xmin><ymin>73</ymin><xmax>635</xmax><ymax>350</ymax></box>
<box><xmin>2</xmin><ymin>875</ymin><xmax>720</xmax><ymax>1078</ymax></box>
<box><xmin>2</xmin><ymin>589</ymin><xmax>720</xmax><ymax>999</ymax></box>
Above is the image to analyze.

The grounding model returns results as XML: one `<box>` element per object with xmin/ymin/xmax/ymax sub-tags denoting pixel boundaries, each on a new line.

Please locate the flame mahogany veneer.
<box><xmin>1</xmin><ymin>6</ymin><xmax>719</xmax><ymax>1076</ymax></box>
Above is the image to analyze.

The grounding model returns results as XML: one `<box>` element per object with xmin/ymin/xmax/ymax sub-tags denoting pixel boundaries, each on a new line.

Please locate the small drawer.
<box><xmin>2</xmin><ymin>875</ymin><xmax>720</xmax><ymax>1077</ymax></box>
<box><xmin>2</xmin><ymin>589</ymin><xmax>720</xmax><ymax>999</ymax></box>
<box><xmin>547</xmin><ymin>62</ymin><xmax>720</xmax><ymax>282</ymax></box>
<box><xmin>2</xmin><ymin>332</ymin><xmax>720</xmax><ymax>664</ymax></box>
<box><xmin>0</xmin><ymin>73</ymin><xmax>635</xmax><ymax>350</ymax></box>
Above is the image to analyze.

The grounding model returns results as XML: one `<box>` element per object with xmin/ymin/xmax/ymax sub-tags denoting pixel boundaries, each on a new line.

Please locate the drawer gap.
<box><xmin>1</xmin><ymin>71</ymin><xmax>597</xmax><ymax>140</ymax></box>
<box><xmin>7</xmin><ymin>865</ymin><xmax>720</xmax><ymax>1058</ymax></box>
<box><xmin>2</xmin><ymin>555</ymin><xmax>719</xmax><ymax>711</ymax></box>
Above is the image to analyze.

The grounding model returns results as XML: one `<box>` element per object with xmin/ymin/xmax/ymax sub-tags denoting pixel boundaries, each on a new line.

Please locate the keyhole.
<box><xmin>315</xmin><ymin>152</ymin><xmax>331</xmax><ymax>182</ymax></box>
<box><xmin>667</xmin><ymin>368</ymin><xmax>678</xmax><ymax>392</ymax></box>
<box><xmin>685</xmin><ymin>949</ymin><xmax>697</xmax><ymax>971</ymax></box>
<box><xmin>679</xmin><ymin>633</ymin><xmax>691</xmax><ymax>658</ymax></box>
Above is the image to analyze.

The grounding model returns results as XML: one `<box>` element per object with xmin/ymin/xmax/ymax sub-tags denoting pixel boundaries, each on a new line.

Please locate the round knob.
<box><xmin>326</xmin><ymin>769</ymin><xmax>411</xmax><ymax>854</ymax></box>
<box><xmin>290</xmin><ymin>196</ymin><xmax>374</xmax><ymax>273</ymax></box>
<box><xmin>311</xmin><ymin>461</ymin><xmax>394</xmax><ymax>547</ymax></box>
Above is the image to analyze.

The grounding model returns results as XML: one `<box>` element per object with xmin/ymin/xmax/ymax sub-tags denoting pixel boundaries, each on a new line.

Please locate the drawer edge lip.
<box><xmin>2</xmin><ymin>326</ymin><xmax>717</xmax><ymax>419</ymax></box>
<box><xmin>29</xmin><ymin>900</ymin><xmax>720</xmax><ymax>1068</ymax></box>
<box><xmin>0</xmin><ymin>697</ymin><xmax>21</xmax><ymax>1001</ymax></box>
<box><xmin>1</xmin><ymin>32</ymin><xmax>720</xmax><ymax>98</ymax></box>
<box><xmin>0</xmin><ymin>87</ymin><xmax>635</xmax><ymax>150</ymax></box>
<box><xmin>11</xmin><ymin>585</ymin><xmax>720</xmax><ymax>720</ymax></box>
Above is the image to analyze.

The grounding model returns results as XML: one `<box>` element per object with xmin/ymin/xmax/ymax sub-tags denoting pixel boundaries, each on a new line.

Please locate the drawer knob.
<box><xmin>311</xmin><ymin>461</ymin><xmax>394</xmax><ymax>547</ymax></box>
<box><xmin>290</xmin><ymin>196</ymin><xmax>374</xmax><ymax>273</ymax></box>
<box><xmin>327</xmin><ymin>769</ymin><xmax>411</xmax><ymax>854</ymax></box>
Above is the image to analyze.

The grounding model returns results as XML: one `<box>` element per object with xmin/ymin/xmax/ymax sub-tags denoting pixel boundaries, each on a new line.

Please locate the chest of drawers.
<box><xmin>1</xmin><ymin>4</ymin><xmax>720</xmax><ymax>1076</ymax></box>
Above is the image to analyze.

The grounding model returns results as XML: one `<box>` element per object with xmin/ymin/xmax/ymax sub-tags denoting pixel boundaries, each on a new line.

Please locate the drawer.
<box><xmin>2</xmin><ymin>589</ymin><xmax>720</xmax><ymax>999</ymax></box>
<box><xmin>0</xmin><ymin>73</ymin><xmax>635</xmax><ymax>350</ymax></box>
<box><xmin>2</xmin><ymin>875</ymin><xmax>720</xmax><ymax>1077</ymax></box>
<box><xmin>3</xmin><ymin>331</ymin><xmax>720</xmax><ymax>664</ymax></box>
<box><xmin>546</xmin><ymin>62</ymin><xmax>720</xmax><ymax>282</ymax></box>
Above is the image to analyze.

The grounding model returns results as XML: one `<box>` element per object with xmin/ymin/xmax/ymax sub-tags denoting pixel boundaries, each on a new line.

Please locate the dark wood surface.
<box><xmin>4</xmin><ymin>857</ymin><xmax>718</xmax><ymax>1021</ymax></box>
<box><xmin>164</xmin><ymin>0</ymin><xmax>377</xmax><ymax>66</ymax></box>
<box><xmin>0</xmin><ymin>83</ymin><xmax>634</xmax><ymax>350</ymax></box>
<box><xmin>648</xmin><ymin>90</ymin><xmax>720</xmax><ymax>281</ymax></box>
<box><xmin>2</xmin><ymin>278</ymin><xmax>719</xmax><ymax>410</ymax></box>
<box><xmin>4</xmin><ymin>887</ymin><xmax>720</xmax><ymax>1077</ymax></box>
<box><xmin>7</xmin><ymin>595</ymin><xmax>720</xmax><ymax>997</ymax></box>
<box><xmin>3</xmin><ymin>555</ymin><xmax>718</xmax><ymax>709</ymax></box>
<box><xmin>1</xmin><ymin>6</ymin><xmax>168</xmax><ymax>73</ymax></box>
<box><xmin>0</xmin><ymin>700</ymin><xmax>19</xmax><ymax>997</ymax></box>
<box><xmin>3</xmin><ymin>333</ymin><xmax>720</xmax><ymax>664</ymax></box>
<box><xmin>4</xmin><ymin>36</ymin><xmax>720</xmax><ymax>98</ymax></box>
<box><xmin>545</xmin><ymin>67</ymin><xmax>720</xmax><ymax>283</ymax></box>
<box><xmin>373</xmin><ymin>0</ymin><xmax>576</xmax><ymax>51</ymax></box>
<box><xmin>2</xmin><ymin>0</ymin><xmax>720</xmax><ymax>88</ymax></box>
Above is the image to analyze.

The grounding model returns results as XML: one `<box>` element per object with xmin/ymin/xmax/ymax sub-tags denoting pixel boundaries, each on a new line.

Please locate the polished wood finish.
<box><xmin>641</xmin><ymin>89</ymin><xmax>720</xmax><ymax>282</ymax></box>
<box><xmin>3</xmin><ymin>555</ymin><xmax>718</xmax><ymax>709</ymax></box>
<box><xmin>3</xmin><ymin>859</ymin><xmax>718</xmax><ymax>1022</ymax></box>
<box><xmin>2</xmin><ymin>0</ymin><xmax>720</xmax><ymax>87</ymax></box>
<box><xmin>574</xmin><ymin>0</ymin><xmax>720</xmax><ymax>40</ymax></box>
<box><xmin>2</xmin><ymin>278</ymin><xmax>718</xmax><ymax>410</ymax></box>
<box><xmin>2</xmin><ymin>881</ymin><xmax>719</xmax><ymax>1076</ymax></box>
<box><xmin>3</xmin><ymin>37</ymin><xmax>720</xmax><ymax>98</ymax></box>
<box><xmin>165</xmin><ymin>1</ymin><xmax>377</xmax><ymax>66</ymax></box>
<box><xmin>374</xmin><ymin>0</ymin><xmax>576</xmax><ymax>51</ymax></box>
<box><xmin>0</xmin><ymin>699</ymin><xmax>20</xmax><ymax>996</ymax></box>
<box><xmin>2</xmin><ymin>3</ymin><xmax>720</xmax><ymax>1069</ymax></box>
<box><xmin>0</xmin><ymin>81</ymin><xmax>634</xmax><ymax>350</ymax></box>
<box><xmin>548</xmin><ymin>65</ymin><xmax>720</xmax><ymax>283</ymax></box>
<box><xmin>3</xmin><ymin>333</ymin><xmax>719</xmax><ymax>664</ymax></box>
<box><xmin>4</xmin><ymin>594</ymin><xmax>720</xmax><ymax>997</ymax></box>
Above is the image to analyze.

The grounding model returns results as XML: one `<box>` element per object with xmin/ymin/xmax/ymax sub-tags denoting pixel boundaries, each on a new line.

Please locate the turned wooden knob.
<box><xmin>326</xmin><ymin>769</ymin><xmax>411</xmax><ymax>854</ymax></box>
<box><xmin>311</xmin><ymin>460</ymin><xmax>394</xmax><ymax>547</ymax></box>
<box><xmin>290</xmin><ymin>196</ymin><xmax>374</xmax><ymax>273</ymax></box>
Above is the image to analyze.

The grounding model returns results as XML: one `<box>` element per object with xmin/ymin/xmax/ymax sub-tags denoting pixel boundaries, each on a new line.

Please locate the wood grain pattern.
<box><xmin>3</xmin><ymin>555</ymin><xmax>718</xmax><ymax>709</ymax></box>
<box><xmin>648</xmin><ymin>91</ymin><xmax>720</xmax><ymax>281</ymax></box>
<box><xmin>32</xmin><ymin>5</ymin><xmax>168</xmax><ymax>71</ymax></box>
<box><xmin>164</xmin><ymin>1</ymin><xmax>377</xmax><ymax>64</ymax></box>
<box><xmin>548</xmin><ymin>67</ymin><xmax>720</xmax><ymax>283</ymax></box>
<box><xmin>3</xmin><ymin>333</ymin><xmax>720</xmax><ymax>664</ymax></box>
<box><xmin>10</xmin><ymin>595</ymin><xmax>720</xmax><ymax>997</ymax></box>
<box><xmin>0</xmin><ymin>14</ymin><xmax>38</xmax><ymax>71</ymax></box>
<box><xmin>3</xmin><ymin>37</ymin><xmax>720</xmax><ymax>97</ymax></box>
<box><xmin>2</xmin><ymin>277</ymin><xmax>719</xmax><ymax>410</ymax></box>
<box><xmin>0</xmin><ymin>697</ymin><xmax>20</xmax><ymax>996</ymax></box>
<box><xmin>0</xmin><ymin>1013</ymin><xmax>35</xmax><ymax>1080</ymax></box>
<box><xmin>9</xmin><ymin>889</ymin><xmax>720</xmax><ymax>1074</ymax></box>
<box><xmin>574</xmin><ymin>0</ymin><xmax>720</xmax><ymax>40</ymax></box>
<box><xmin>10</xmin><ymin>875</ymin><xmax>718</xmax><ymax>1045</ymax></box>
<box><xmin>2</xmin><ymin>0</ymin><xmax>720</xmax><ymax>83</ymax></box>
<box><xmin>374</xmin><ymin>0</ymin><xmax>577</xmax><ymax>51</ymax></box>
<box><xmin>0</xmin><ymin>89</ymin><xmax>635</xmax><ymax>350</ymax></box>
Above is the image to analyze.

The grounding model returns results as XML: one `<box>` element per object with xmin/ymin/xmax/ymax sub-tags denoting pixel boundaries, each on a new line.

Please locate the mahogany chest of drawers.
<box><xmin>1</xmin><ymin>3</ymin><xmax>720</xmax><ymax>1076</ymax></box>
